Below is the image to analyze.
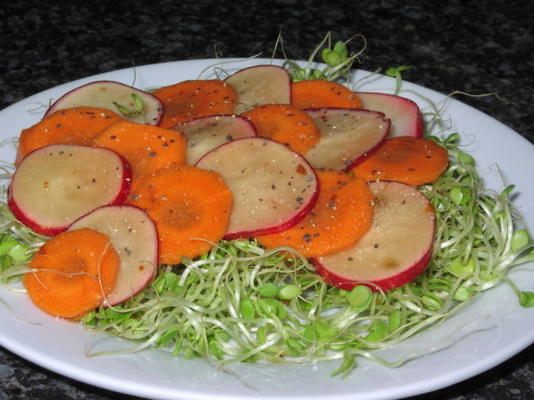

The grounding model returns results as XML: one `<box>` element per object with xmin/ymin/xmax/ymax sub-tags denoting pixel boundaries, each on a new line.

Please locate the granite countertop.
<box><xmin>1</xmin><ymin>0</ymin><xmax>533</xmax><ymax>399</ymax></box>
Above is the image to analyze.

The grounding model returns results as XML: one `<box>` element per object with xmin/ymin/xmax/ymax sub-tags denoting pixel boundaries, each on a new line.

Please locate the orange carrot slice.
<box><xmin>93</xmin><ymin>120</ymin><xmax>187</xmax><ymax>179</ymax></box>
<box><xmin>350</xmin><ymin>136</ymin><xmax>449</xmax><ymax>186</ymax></box>
<box><xmin>241</xmin><ymin>104</ymin><xmax>320</xmax><ymax>154</ymax></box>
<box><xmin>153</xmin><ymin>80</ymin><xmax>238</xmax><ymax>128</ymax></box>
<box><xmin>291</xmin><ymin>79</ymin><xmax>362</xmax><ymax>110</ymax></box>
<box><xmin>17</xmin><ymin>106</ymin><xmax>122</xmax><ymax>164</ymax></box>
<box><xmin>23</xmin><ymin>228</ymin><xmax>120</xmax><ymax>319</ymax></box>
<box><xmin>256</xmin><ymin>170</ymin><xmax>373</xmax><ymax>258</ymax></box>
<box><xmin>127</xmin><ymin>166</ymin><xmax>233</xmax><ymax>265</ymax></box>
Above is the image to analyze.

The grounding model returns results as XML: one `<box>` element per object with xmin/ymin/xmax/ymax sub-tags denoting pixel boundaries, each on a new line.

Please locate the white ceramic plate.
<box><xmin>0</xmin><ymin>59</ymin><xmax>533</xmax><ymax>400</ymax></box>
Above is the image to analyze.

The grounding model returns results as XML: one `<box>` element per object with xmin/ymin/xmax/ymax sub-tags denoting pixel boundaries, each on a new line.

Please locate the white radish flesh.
<box><xmin>176</xmin><ymin>114</ymin><xmax>256</xmax><ymax>165</ymax></box>
<box><xmin>8</xmin><ymin>145</ymin><xmax>131</xmax><ymax>236</ymax></box>
<box><xmin>45</xmin><ymin>80</ymin><xmax>163</xmax><ymax>125</ymax></box>
<box><xmin>312</xmin><ymin>181</ymin><xmax>435</xmax><ymax>291</ymax></box>
<box><xmin>195</xmin><ymin>137</ymin><xmax>318</xmax><ymax>239</ymax></box>
<box><xmin>357</xmin><ymin>92</ymin><xmax>424</xmax><ymax>138</ymax></box>
<box><xmin>225</xmin><ymin>65</ymin><xmax>291</xmax><ymax>113</ymax></box>
<box><xmin>69</xmin><ymin>205</ymin><xmax>158</xmax><ymax>306</ymax></box>
<box><xmin>304</xmin><ymin>108</ymin><xmax>390</xmax><ymax>171</ymax></box>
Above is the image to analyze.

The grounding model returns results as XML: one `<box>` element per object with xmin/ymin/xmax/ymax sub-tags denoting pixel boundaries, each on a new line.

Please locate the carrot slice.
<box><xmin>17</xmin><ymin>106</ymin><xmax>122</xmax><ymax>164</ymax></box>
<box><xmin>93</xmin><ymin>120</ymin><xmax>187</xmax><ymax>179</ymax></box>
<box><xmin>350</xmin><ymin>136</ymin><xmax>449</xmax><ymax>186</ymax></box>
<box><xmin>153</xmin><ymin>80</ymin><xmax>238</xmax><ymax>128</ymax></box>
<box><xmin>23</xmin><ymin>228</ymin><xmax>120</xmax><ymax>319</ymax></box>
<box><xmin>291</xmin><ymin>79</ymin><xmax>362</xmax><ymax>110</ymax></box>
<box><xmin>241</xmin><ymin>104</ymin><xmax>320</xmax><ymax>154</ymax></box>
<box><xmin>127</xmin><ymin>166</ymin><xmax>233</xmax><ymax>265</ymax></box>
<box><xmin>256</xmin><ymin>170</ymin><xmax>373</xmax><ymax>258</ymax></box>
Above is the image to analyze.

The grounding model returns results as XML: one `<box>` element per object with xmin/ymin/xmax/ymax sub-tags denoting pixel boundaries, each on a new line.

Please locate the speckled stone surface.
<box><xmin>0</xmin><ymin>0</ymin><xmax>533</xmax><ymax>399</ymax></box>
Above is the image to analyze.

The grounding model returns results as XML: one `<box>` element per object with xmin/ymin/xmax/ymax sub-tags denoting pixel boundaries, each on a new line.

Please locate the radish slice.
<box><xmin>225</xmin><ymin>65</ymin><xmax>291</xmax><ymax>113</ymax></box>
<box><xmin>312</xmin><ymin>181</ymin><xmax>435</xmax><ymax>291</ymax></box>
<box><xmin>69</xmin><ymin>205</ymin><xmax>158</xmax><ymax>306</ymax></box>
<box><xmin>357</xmin><ymin>92</ymin><xmax>424</xmax><ymax>138</ymax></box>
<box><xmin>45</xmin><ymin>80</ymin><xmax>163</xmax><ymax>125</ymax></box>
<box><xmin>195</xmin><ymin>137</ymin><xmax>319</xmax><ymax>239</ymax></box>
<box><xmin>8</xmin><ymin>144</ymin><xmax>131</xmax><ymax>236</ymax></box>
<box><xmin>176</xmin><ymin>114</ymin><xmax>256</xmax><ymax>165</ymax></box>
<box><xmin>304</xmin><ymin>108</ymin><xmax>390</xmax><ymax>171</ymax></box>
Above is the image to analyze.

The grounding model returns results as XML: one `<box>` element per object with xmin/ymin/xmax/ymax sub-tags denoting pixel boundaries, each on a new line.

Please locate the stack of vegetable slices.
<box><xmin>8</xmin><ymin>61</ymin><xmax>451</xmax><ymax>317</ymax></box>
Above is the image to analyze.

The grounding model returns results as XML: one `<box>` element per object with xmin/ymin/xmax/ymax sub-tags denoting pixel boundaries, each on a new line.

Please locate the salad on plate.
<box><xmin>0</xmin><ymin>35</ymin><xmax>533</xmax><ymax>384</ymax></box>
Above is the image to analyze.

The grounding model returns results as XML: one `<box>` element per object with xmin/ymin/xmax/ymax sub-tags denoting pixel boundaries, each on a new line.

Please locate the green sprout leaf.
<box><xmin>113</xmin><ymin>93</ymin><xmax>144</xmax><ymax>116</ymax></box>
<box><xmin>321</xmin><ymin>41</ymin><xmax>349</xmax><ymax>67</ymax></box>
<box><xmin>331</xmin><ymin>352</ymin><xmax>357</xmax><ymax>378</ymax></box>
<box><xmin>421</xmin><ymin>293</ymin><xmax>442</xmax><ymax>311</ymax></box>
<box><xmin>283</xmin><ymin>32</ymin><xmax>364</xmax><ymax>82</ymax></box>
<box><xmin>278</xmin><ymin>284</ymin><xmax>301</xmax><ymax>300</ymax></box>
<box><xmin>448</xmin><ymin>257</ymin><xmax>475</xmax><ymax>277</ymax></box>
<box><xmin>519</xmin><ymin>291</ymin><xmax>534</xmax><ymax>307</ymax></box>
<box><xmin>240</xmin><ymin>298</ymin><xmax>256</xmax><ymax>320</ymax></box>
<box><xmin>348</xmin><ymin>285</ymin><xmax>373</xmax><ymax>313</ymax></box>
<box><xmin>256</xmin><ymin>326</ymin><xmax>268</xmax><ymax>344</ymax></box>
<box><xmin>384</xmin><ymin>65</ymin><xmax>411</xmax><ymax>77</ymax></box>
<box><xmin>258</xmin><ymin>282</ymin><xmax>279</xmax><ymax>297</ymax></box>
<box><xmin>511</xmin><ymin>229</ymin><xmax>531</xmax><ymax>252</ymax></box>
<box><xmin>499</xmin><ymin>185</ymin><xmax>515</xmax><ymax>200</ymax></box>
<box><xmin>458</xmin><ymin>151</ymin><xmax>475</xmax><ymax>166</ymax></box>
<box><xmin>384</xmin><ymin>65</ymin><xmax>411</xmax><ymax>94</ymax></box>
<box><xmin>0</xmin><ymin>236</ymin><xmax>31</xmax><ymax>264</ymax></box>
<box><xmin>387</xmin><ymin>310</ymin><xmax>401</xmax><ymax>333</ymax></box>
<box><xmin>454</xmin><ymin>286</ymin><xmax>474</xmax><ymax>302</ymax></box>
<box><xmin>364</xmin><ymin>320</ymin><xmax>388</xmax><ymax>342</ymax></box>
<box><xmin>445</xmin><ymin>132</ymin><xmax>460</xmax><ymax>144</ymax></box>
<box><xmin>314</xmin><ymin>320</ymin><xmax>338</xmax><ymax>341</ymax></box>
<box><xmin>449</xmin><ymin>187</ymin><xmax>472</xmax><ymax>205</ymax></box>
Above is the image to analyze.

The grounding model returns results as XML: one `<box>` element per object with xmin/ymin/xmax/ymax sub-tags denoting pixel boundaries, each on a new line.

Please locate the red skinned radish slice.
<box><xmin>225</xmin><ymin>65</ymin><xmax>291</xmax><ymax>113</ymax></box>
<box><xmin>69</xmin><ymin>205</ymin><xmax>158</xmax><ymax>306</ymax></box>
<box><xmin>8</xmin><ymin>145</ymin><xmax>131</xmax><ymax>236</ymax></box>
<box><xmin>312</xmin><ymin>181</ymin><xmax>435</xmax><ymax>291</ymax></box>
<box><xmin>176</xmin><ymin>114</ymin><xmax>256</xmax><ymax>164</ymax></box>
<box><xmin>195</xmin><ymin>137</ymin><xmax>319</xmax><ymax>239</ymax></box>
<box><xmin>357</xmin><ymin>92</ymin><xmax>424</xmax><ymax>138</ymax></box>
<box><xmin>45</xmin><ymin>80</ymin><xmax>163</xmax><ymax>125</ymax></box>
<box><xmin>304</xmin><ymin>108</ymin><xmax>390</xmax><ymax>171</ymax></box>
